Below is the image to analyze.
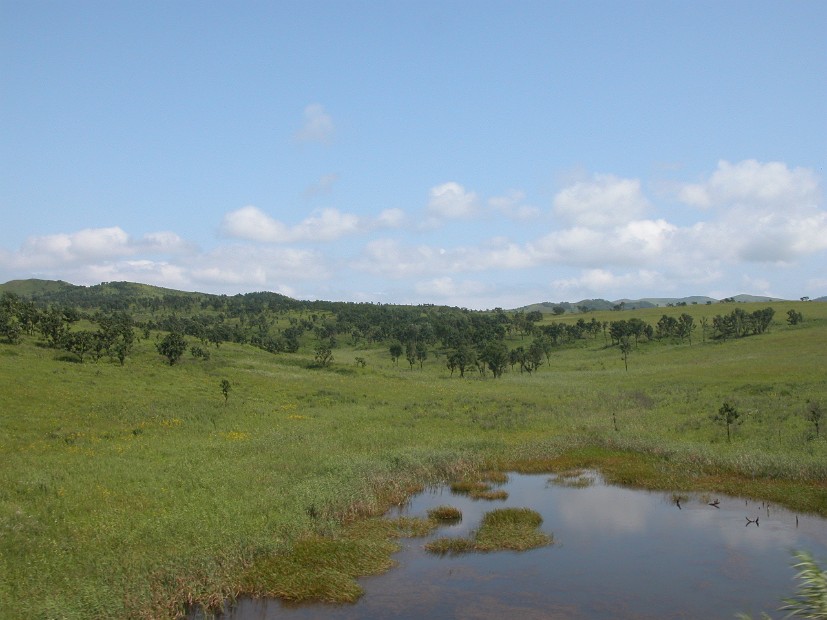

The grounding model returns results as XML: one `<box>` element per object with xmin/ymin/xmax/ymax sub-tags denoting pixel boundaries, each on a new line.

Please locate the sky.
<box><xmin>1</xmin><ymin>1</ymin><xmax>825</xmax><ymax>309</ymax></box>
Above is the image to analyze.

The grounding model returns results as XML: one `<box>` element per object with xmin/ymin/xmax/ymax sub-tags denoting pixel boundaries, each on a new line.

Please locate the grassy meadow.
<box><xmin>1</xmin><ymin>296</ymin><xmax>826</xmax><ymax>618</ymax></box>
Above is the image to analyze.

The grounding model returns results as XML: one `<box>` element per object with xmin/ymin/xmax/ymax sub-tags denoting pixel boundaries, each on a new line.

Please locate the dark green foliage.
<box><xmin>712</xmin><ymin>307</ymin><xmax>775</xmax><ymax>340</ymax></box>
<box><xmin>156</xmin><ymin>331</ymin><xmax>187</xmax><ymax>365</ymax></box>
<box><xmin>787</xmin><ymin>309</ymin><xmax>804</xmax><ymax>325</ymax></box>
<box><xmin>220</xmin><ymin>379</ymin><xmax>231</xmax><ymax>404</ymax></box>
<box><xmin>713</xmin><ymin>401</ymin><xmax>741</xmax><ymax>443</ymax></box>
<box><xmin>389</xmin><ymin>342</ymin><xmax>402</xmax><ymax>366</ymax></box>
<box><xmin>619</xmin><ymin>336</ymin><xmax>632</xmax><ymax>371</ymax></box>
<box><xmin>480</xmin><ymin>340</ymin><xmax>509</xmax><ymax>378</ymax></box>
<box><xmin>61</xmin><ymin>330</ymin><xmax>96</xmax><ymax>362</ymax></box>
<box><xmin>313</xmin><ymin>341</ymin><xmax>334</xmax><ymax>367</ymax></box>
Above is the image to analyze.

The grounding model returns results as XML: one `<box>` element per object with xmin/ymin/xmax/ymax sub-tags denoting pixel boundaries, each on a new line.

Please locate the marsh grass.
<box><xmin>549</xmin><ymin>469</ymin><xmax>596</xmax><ymax>488</ymax></box>
<box><xmin>425</xmin><ymin>507</ymin><xmax>552</xmax><ymax>555</ymax></box>
<box><xmin>427</xmin><ymin>505</ymin><xmax>463</xmax><ymax>522</ymax></box>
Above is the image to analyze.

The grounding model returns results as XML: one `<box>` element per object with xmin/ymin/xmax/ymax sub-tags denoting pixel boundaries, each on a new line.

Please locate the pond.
<box><xmin>206</xmin><ymin>472</ymin><xmax>827</xmax><ymax>619</ymax></box>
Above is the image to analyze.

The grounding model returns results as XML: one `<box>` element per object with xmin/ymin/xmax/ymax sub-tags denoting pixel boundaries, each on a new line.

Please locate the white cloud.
<box><xmin>374</xmin><ymin>208</ymin><xmax>406</xmax><ymax>228</ymax></box>
<box><xmin>530</xmin><ymin>219</ymin><xmax>676</xmax><ymax>267</ymax></box>
<box><xmin>295</xmin><ymin>103</ymin><xmax>334</xmax><ymax>144</ymax></box>
<box><xmin>414</xmin><ymin>277</ymin><xmax>489</xmax><ymax>300</ymax></box>
<box><xmin>488</xmin><ymin>190</ymin><xmax>540</xmax><ymax>221</ymax></box>
<box><xmin>426</xmin><ymin>182</ymin><xmax>478</xmax><ymax>220</ymax></box>
<box><xmin>678</xmin><ymin>159</ymin><xmax>820</xmax><ymax>211</ymax></box>
<box><xmin>551</xmin><ymin>268</ymin><xmax>666</xmax><ymax>298</ymax></box>
<box><xmin>8</xmin><ymin>227</ymin><xmax>191</xmax><ymax>270</ymax></box>
<box><xmin>220</xmin><ymin>206</ymin><xmax>357</xmax><ymax>242</ymax></box>
<box><xmin>553</xmin><ymin>174</ymin><xmax>650</xmax><ymax>227</ymax></box>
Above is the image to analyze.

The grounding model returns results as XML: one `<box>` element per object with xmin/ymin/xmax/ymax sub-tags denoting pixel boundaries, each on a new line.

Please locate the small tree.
<box><xmin>220</xmin><ymin>379</ymin><xmax>231</xmax><ymax>405</ymax></box>
<box><xmin>156</xmin><ymin>332</ymin><xmax>187</xmax><ymax>366</ymax></box>
<box><xmin>405</xmin><ymin>341</ymin><xmax>416</xmax><ymax>370</ymax></box>
<box><xmin>313</xmin><ymin>341</ymin><xmax>334</xmax><ymax>367</ymax></box>
<box><xmin>481</xmin><ymin>340</ymin><xmax>509</xmax><ymax>378</ymax></box>
<box><xmin>389</xmin><ymin>342</ymin><xmax>402</xmax><ymax>366</ymax></box>
<box><xmin>619</xmin><ymin>336</ymin><xmax>632</xmax><ymax>371</ymax></box>
<box><xmin>787</xmin><ymin>309</ymin><xmax>804</xmax><ymax>325</ymax></box>
<box><xmin>415</xmin><ymin>341</ymin><xmax>428</xmax><ymax>369</ymax></box>
<box><xmin>713</xmin><ymin>401</ymin><xmax>741</xmax><ymax>443</ymax></box>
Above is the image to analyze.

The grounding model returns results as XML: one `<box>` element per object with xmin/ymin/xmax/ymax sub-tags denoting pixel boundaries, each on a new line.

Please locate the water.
<box><xmin>208</xmin><ymin>473</ymin><xmax>827</xmax><ymax>619</ymax></box>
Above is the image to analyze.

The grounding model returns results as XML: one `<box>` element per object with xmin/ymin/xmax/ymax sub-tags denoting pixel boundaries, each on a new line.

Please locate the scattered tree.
<box><xmin>313</xmin><ymin>341</ymin><xmax>334</xmax><ymax>367</ymax></box>
<box><xmin>619</xmin><ymin>336</ymin><xmax>632</xmax><ymax>372</ymax></box>
<box><xmin>713</xmin><ymin>401</ymin><xmax>741</xmax><ymax>443</ymax></box>
<box><xmin>480</xmin><ymin>340</ymin><xmax>509</xmax><ymax>378</ymax></box>
<box><xmin>787</xmin><ymin>309</ymin><xmax>804</xmax><ymax>325</ymax></box>
<box><xmin>156</xmin><ymin>331</ymin><xmax>187</xmax><ymax>365</ymax></box>
<box><xmin>220</xmin><ymin>379</ymin><xmax>231</xmax><ymax>405</ymax></box>
<box><xmin>389</xmin><ymin>342</ymin><xmax>402</xmax><ymax>366</ymax></box>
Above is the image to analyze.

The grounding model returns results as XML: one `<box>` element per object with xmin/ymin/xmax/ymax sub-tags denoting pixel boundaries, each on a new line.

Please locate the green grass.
<box><xmin>425</xmin><ymin>507</ymin><xmax>552</xmax><ymax>555</ymax></box>
<box><xmin>1</xmin><ymin>301</ymin><xmax>826</xmax><ymax>617</ymax></box>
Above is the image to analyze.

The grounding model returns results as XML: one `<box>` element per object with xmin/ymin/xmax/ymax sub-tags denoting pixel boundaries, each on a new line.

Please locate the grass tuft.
<box><xmin>425</xmin><ymin>507</ymin><xmax>552</xmax><ymax>555</ymax></box>
<box><xmin>427</xmin><ymin>505</ymin><xmax>463</xmax><ymax>522</ymax></box>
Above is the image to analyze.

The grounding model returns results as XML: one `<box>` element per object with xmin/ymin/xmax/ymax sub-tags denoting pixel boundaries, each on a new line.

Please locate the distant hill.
<box><xmin>2</xmin><ymin>278</ymin><xmax>811</xmax><ymax>312</ymax></box>
<box><xmin>516</xmin><ymin>293</ymin><xmax>796</xmax><ymax>313</ymax></box>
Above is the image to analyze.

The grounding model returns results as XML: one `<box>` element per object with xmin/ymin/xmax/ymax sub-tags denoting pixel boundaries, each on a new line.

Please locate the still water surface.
<box><xmin>212</xmin><ymin>473</ymin><xmax>827</xmax><ymax>619</ymax></box>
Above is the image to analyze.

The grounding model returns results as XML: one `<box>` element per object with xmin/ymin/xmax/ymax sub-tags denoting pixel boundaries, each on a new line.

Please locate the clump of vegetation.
<box><xmin>738</xmin><ymin>550</ymin><xmax>827</xmax><ymax>619</ymax></box>
<box><xmin>450</xmin><ymin>477</ymin><xmax>509</xmax><ymax>500</ymax></box>
<box><xmin>427</xmin><ymin>506</ymin><xmax>462</xmax><ymax>522</ymax></box>
<box><xmin>712</xmin><ymin>401</ymin><xmax>742</xmax><ymax>443</ymax></box>
<box><xmin>450</xmin><ymin>479</ymin><xmax>489</xmax><ymax>495</ymax></box>
<box><xmin>425</xmin><ymin>507</ymin><xmax>552</xmax><ymax>555</ymax></box>
<box><xmin>781</xmin><ymin>551</ymin><xmax>827</xmax><ymax>618</ymax></box>
<box><xmin>550</xmin><ymin>469</ymin><xmax>596</xmax><ymax>488</ymax></box>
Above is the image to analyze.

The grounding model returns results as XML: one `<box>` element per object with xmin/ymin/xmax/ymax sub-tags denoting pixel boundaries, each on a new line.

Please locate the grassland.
<box><xmin>1</xmin><ymin>298</ymin><xmax>826</xmax><ymax>618</ymax></box>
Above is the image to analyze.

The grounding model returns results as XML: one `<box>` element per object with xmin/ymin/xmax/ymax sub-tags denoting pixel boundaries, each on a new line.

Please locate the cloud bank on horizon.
<box><xmin>3</xmin><ymin>157</ymin><xmax>824</xmax><ymax>308</ymax></box>
<box><xmin>1</xmin><ymin>3</ymin><xmax>825</xmax><ymax>309</ymax></box>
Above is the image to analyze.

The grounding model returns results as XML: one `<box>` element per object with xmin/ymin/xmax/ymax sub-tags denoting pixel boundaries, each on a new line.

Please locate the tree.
<box><xmin>447</xmin><ymin>346</ymin><xmax>475</xmax><ymax>378</ymax></box>
<box><xmin>405</xmin><ymin>341</ymin><xmax>416</xmax><ymax>370</ymax></box>
<box><xmin>677</xmin><ymin>313</ymin><xmax>695</xmax><ymax>344</ymax></box>
<box><xmin>552</xmin><ymin>305</ymin><xmax>566</xmax><ymax>316</ymax></box>
<box><xmin>389</xmin><ymin>342</ymin><xmax>402</xmax><ymax>366</ymax></box>
<box><xmin>62</xmin><ymin>330</ymin><xmax>96</xmax><ymax>363</ymax></box>
<box><xmin>480</xmin><ymin>340</ymin><xmax>509</xmax><ymax>378</ymax></box>
<box><xmin>787</xmin><ymin>309</ymin><xmax>804</xmax><ymax>325</ymax></box>
<box><xmin>713</xmin><ymin>401</ymin><xmax>741</xmax><ymax>443</ymax></box>
<box><xmin>415</xmin><ymin>341</ymin><xmax>428</xmax><ymax>369</ymax></box>
<box><xmin>619</xmin><ymin>336</ymin><xmax>632</xmax><ymax>372</ymax></box>
<box><xmin>313</xmin><ymin>341</ymin><xmax>334</xmax><ymax>367</ymax></box>
<box><xmin>156</xmin><ymin>332</ymin><xmax>187</xmax><ymax>365</ymax></box>
<box><xmin>220</xmin><ymin>379</ymin><xmax>231</xmax><ymax>405</ymax></box>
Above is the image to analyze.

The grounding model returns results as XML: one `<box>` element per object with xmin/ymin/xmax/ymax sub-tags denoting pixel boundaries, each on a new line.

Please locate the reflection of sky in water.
<box><xmin>211</xmin><ymin>473</ymin><xmax>827</xmax><ymax>620</ymax></box>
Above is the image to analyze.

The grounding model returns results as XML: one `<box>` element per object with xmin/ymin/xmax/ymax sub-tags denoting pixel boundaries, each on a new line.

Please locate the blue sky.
<box><xmin>1</xmin><ymin>1</ymin><xmax>825</xmax><ymax>308</ymax></box>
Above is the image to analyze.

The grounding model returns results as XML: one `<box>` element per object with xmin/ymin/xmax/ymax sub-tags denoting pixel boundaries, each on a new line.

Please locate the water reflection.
<box><xmin>209</xmin><ymin>473</ymin><xmax>827</xmax><ymax>619</ymax></box>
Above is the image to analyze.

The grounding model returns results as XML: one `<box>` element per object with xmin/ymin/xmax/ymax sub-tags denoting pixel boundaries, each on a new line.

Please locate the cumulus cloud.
<box><xmin>678</xmin><ymin>159</ymin><xmax>820</xmax><ymax>210</ymax></box>
<box><xmin>7</xmin><ymin>227</ymin><xmax>190</xmax><ymax>270</ymax></box>
<box><xmin>488</xmin><ymin>190</ymin><xmax>541</xmax><ymax>221</ymax></box>
<box><xmin>221</xmin><ymin>206</ymin><xmax>401</xmax><ymax>243</ymax></box>
<box><xmin>553</xmin><ymin>174</ymin><xmax>650</xmax><ymax>227</ymax></box>
<box><xmin>220</xmin><ymin>207</ymin><xmax>356</xmax><ymax>243</ymax></box>
<box><xmin>426</xmin><ymin>182</ymin><xmax>478</xmax><ymax>220</ymax></box>
<box><xmin>529</xmin><ymin>219</ymin><xmax>677</xmax><ymax>267</ymax></box>
<box><xmin>295</xmin><ymin>103</ymin><xmax>334</xmax><ymax>144</ymax></box>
